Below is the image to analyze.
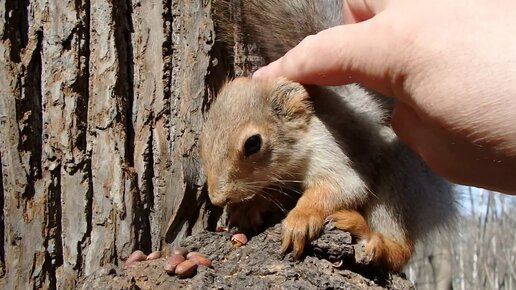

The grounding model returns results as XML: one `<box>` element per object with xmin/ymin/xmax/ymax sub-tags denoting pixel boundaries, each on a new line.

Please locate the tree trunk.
<box><xmin>0</xmin><ymin>0</ymin><xmax>230</xmax><ymax>288</ymax></box>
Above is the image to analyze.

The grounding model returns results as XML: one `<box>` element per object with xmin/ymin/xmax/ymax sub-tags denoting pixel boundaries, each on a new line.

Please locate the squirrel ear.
<box><xmin>268</xmin><ymin>79</ymin><xmax>313</xmax><ymax>120</ymax></box>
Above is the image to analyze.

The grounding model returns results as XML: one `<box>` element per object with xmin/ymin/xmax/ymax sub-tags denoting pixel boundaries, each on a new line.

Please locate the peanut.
<box><xmin>164</xmin><ymin>254</ymin><xmax>186</xmax><ymax>274</ymax></box>
<box><xmin>231</xmin><ymin>233</ymin><xmax>248</xmax><ymax>247</ymax></box>
<box><xmin>146</xmin><ymin>251</ymin><xmax>161</xmax><ymax>260</ymax></box>
<box><xmin>175</xmin><ymin>260</ymin><xmax>198</xmax><ymax>278</ymax></box>
<box><xmin>187</xmin><ymin>252</ymin><xmax>212</xmax><ymax>267</ymax></box>
<box><xmin>124</xmin><ymin>250</ymin><xmax>147</xmax><ymax>268</ymax></box>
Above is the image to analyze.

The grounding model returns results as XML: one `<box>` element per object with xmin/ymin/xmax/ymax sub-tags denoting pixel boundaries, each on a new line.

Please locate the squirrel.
<box><xmin>200</xmin><ymin>0</ymin><xmax>458</xmax><ymax>272</ymax></box>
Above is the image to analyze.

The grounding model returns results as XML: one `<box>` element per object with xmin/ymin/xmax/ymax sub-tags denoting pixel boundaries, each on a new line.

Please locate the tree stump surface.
<box><xmin>78</xmin><ymin>224</ymin><xmax>414</xmax><ymax>289</ymax></box>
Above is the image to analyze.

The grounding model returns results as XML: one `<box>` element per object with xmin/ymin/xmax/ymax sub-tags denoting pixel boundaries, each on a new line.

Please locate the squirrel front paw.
<box><xmin>281</xmin><ymin>206</ymin><xmax>326</xmax><ymax>259</ymax></box>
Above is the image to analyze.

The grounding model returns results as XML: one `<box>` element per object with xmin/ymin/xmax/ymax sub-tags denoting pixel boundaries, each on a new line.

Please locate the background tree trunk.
<box><xmin>0</xmin><ymin>0</ymin><xmax>233</xmax><ymax>288</ymax></box>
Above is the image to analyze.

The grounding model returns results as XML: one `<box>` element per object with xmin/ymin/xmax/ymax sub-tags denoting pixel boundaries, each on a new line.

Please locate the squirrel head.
<box><xmin>200</xmin><ymin>77</ymin><xmax>313</xmax><ymax>206</ymax></box>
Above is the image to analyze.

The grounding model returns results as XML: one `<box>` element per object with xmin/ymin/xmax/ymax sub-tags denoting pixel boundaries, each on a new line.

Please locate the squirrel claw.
<box><xmin>323</xmin><ymin>217</ymin><xmax>337</xmax><ymax>231</ymax></box>
<box><xmin>361</xmin><ymin>244</ymin><xmax>376</xmax><ymax>265</ymax></box>
<box><xmin>281</xmin><ymin>207</ymin><xmax>325</xmax><ymax>259</ymax></box>
<box><xmin>280</xmin><ymin>226</ymin><xmax>305</xmax><ymax>259</ymax></box>
<box><xmin>361</xmin><ymin>234</ymin><xmax>382</xmax><ymax>265</ymax></box>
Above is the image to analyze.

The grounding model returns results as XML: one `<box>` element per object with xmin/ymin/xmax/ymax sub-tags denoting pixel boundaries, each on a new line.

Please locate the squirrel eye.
<box><xmin>243</xmin><ymin>134</ymin><xmax>262</xmax><ymax>157</ymax></box>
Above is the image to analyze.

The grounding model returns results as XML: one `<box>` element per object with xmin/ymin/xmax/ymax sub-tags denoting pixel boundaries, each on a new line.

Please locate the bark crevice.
<box><xmin>17</xmin><ymin>29</ymin><xmax>43</xmax><ymax>201</ymax></box>
<box><xmin>3</xmin><ymin>0</ymin><xmax>29</xmax><ymax>62</ymax></box>
<box><xmin>162</xmin><ymin>0</ymin><xmax>173</xmax><ymax>116</ymax></box>
<box><xmin>70</xmin><ymin>0</ymin><xmax>90</xmax><ymax>165</ymax></box>
<box><xmin>165</xmin><ymin>173</ymin><xmax>208</xmax><ymax>243</ymax></box>
<box><xmin>135</xmin><ymin>131</ymin><xmax>154</xmax><ymax>253</ymax></box>
<box><xmin>76</xmin><ymin>160</ymin><xmax>94</xmax><ymax>274</ymax></box>
<box><xmin>113</xmin><ymin>0</ymin><xmax>135</xmax><ymax>166</ymax></box>
<box><xmin>42</xmin><ymin>165</ymin><xmax>64</xmax><ymax>289</ymax></box>
<box><xmin>74</xmin><ymin>0</ymin><xmax>93</xmax><ymax>276</ymax></box>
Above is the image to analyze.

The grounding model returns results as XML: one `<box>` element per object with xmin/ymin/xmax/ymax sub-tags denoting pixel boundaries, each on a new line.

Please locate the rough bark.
<box><xmin>77</xmin><ymin>225</ymin><xmax>415</xmax><ymax>290</ymax></box>
<box><xmin>0</xmin><ymin>0</ymin><xmax>226</xmax><ymax>288</ymax></box>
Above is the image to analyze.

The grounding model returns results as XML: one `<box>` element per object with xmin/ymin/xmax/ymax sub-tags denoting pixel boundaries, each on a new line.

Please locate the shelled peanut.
<box><xmin>164</xmin><ymin>247</ymin><xmax>213</xmax><ymax>278</ymax></box>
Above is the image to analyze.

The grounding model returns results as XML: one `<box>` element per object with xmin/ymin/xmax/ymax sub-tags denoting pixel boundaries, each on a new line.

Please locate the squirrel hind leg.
<box><xmin>328</xmin><ymin>209</ymin><xmax>414</xmax><ymax>272</ymax></box>
<box><xmin>328</xmin><ymin>209</ymin><xmax>372</xmax><ymax>240</ymax></box>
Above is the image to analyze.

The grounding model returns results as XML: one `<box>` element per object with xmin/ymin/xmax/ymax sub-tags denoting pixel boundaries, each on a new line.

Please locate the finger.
<box><xmin>343</xmin><ymin>0</ymin><xmax>390</xmax><ymax>24</ymax></box>
<box><xmin>253</xmin><ymin>16</ymin><xmax>407</xmax><ymax>98</ymax></box>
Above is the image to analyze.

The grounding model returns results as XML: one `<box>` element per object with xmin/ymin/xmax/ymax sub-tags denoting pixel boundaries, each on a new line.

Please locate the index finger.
<box><xmin>253</xmin><ymin>17</ymin><xmax>407</xmax><ymax>98</ymax></box>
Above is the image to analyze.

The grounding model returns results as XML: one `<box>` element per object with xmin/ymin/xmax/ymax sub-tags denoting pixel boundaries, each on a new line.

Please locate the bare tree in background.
<box><xmin>407</xmin><ymin>188</ymin><xmax>516</xmax><ymax>290</ymax></box>
<box><xmin>457</xmin><ymin>189</ymin><xmax>516</xmax><ymax>289</ymax></box>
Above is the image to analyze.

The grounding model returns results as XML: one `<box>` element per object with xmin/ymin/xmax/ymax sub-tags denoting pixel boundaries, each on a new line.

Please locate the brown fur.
<box><xmin>329</xmin><ymin>210</ymin><xmax>371</xmax><ymax>240</ymax></box>
<box><xmin>201</xmin><ymin>0</ymin><xmax>458</xmax><ymax>272</ymax></box>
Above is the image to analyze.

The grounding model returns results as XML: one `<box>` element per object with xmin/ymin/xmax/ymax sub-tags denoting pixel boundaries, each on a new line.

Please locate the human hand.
<box><xmin>253</xmin><ymin>0</ymin><xmax>516</xmax><ymax>194</ymax></box>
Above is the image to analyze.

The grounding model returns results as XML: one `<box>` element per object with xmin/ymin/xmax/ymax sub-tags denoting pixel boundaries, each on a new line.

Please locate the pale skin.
<box><xmin>253</xmin><ymin>0</ymin><xmax>516</xmax><ymax>195</ymax></box>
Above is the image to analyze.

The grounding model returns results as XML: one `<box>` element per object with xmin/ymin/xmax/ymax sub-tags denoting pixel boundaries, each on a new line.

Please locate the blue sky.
<box><xmin>456</xmin><ymin>185</ymin><xmax>516</xmax><ymax>217</ymax></box>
